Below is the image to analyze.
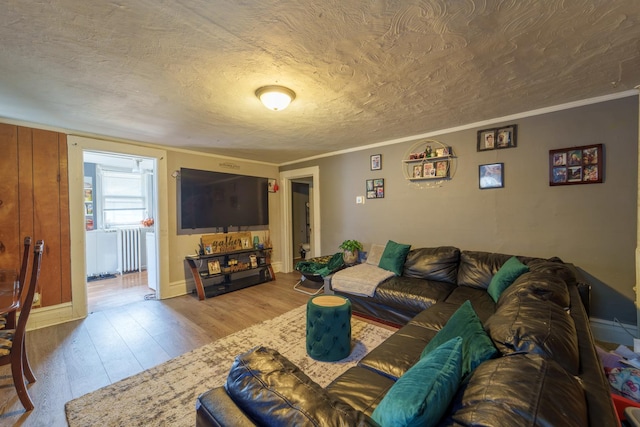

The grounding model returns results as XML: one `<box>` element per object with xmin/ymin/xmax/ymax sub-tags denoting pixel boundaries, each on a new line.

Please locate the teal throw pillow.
<box><xmin>378</xmin><ymin>240</ymin><xmax>411</xmax><ymax>276</ymax></box>
<box><xmin>421</xmin><ymin>300</ymin><xmax>498</xmax><ymax>378</ymax></box>
<box><xmin>487</xmin><ymin>256</ymin><xmax>530</xmax><ymax>302</ymax></box>
<box><xmin>372</xmin><ymin>337</ymin><xmax>463</xmax><ymax>427</ymax></box>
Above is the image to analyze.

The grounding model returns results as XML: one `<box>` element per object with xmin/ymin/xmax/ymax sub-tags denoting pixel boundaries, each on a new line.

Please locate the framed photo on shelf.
<box><xmin>423</xmin><ymin>162</ymin><xmax>435</xmax><ymax>177</ymax></box>
<box><xmin>208</xmin><ymin>260</ymin><xmax>221</xmax><ymax>275</ymax></box>
<box><xmin>434</xmin><ymin>147</ymin><xmax>451</xmax><ymax>157</ymax></box>
<box><xmin>366</xmin><ymin>178</ymin><xmax>385</xmax><ymax>199</ymax></box>
<box><xmin>370</xmin><ymin>154</ymin><xmax>382</xmax><ymax>170</ymax></box>
<box><xmin>412</xmin><ymin>165</ymin><xmax>422</xmax><ymax>178</ymax></box>
<box><xmin>435</xmin><ymin>161</ymin><xmax>448</xmax><ymax>177</ymax></box>
<box><xmin>477</xmin><ymin>124</ymin><xmax>517</xmax><ymax>151</ymax></box>
<box><xmin>549</xmin><ymin>144</ymin><xmax>603</xmax><ymax>186</ymax></box>
<box><xmin>479</xmin><ymin>163</ymin><xmax>504</xmax><ymax>189</ymax></box>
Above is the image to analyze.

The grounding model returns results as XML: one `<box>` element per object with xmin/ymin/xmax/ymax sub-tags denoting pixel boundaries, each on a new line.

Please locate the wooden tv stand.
<box><xmin>185</xmin><ymin>247</ymin><xmax>275</xmax><ymax>300</ymax></box>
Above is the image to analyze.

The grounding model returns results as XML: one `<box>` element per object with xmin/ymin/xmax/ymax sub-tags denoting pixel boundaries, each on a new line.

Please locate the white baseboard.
<box><xmin>163</xmin><ymin>279</ymin><xmax>190</xmax><ymax>299</ymax></box>
<box><xmin>27</xmin><ymin>302</ymin><xmax>81</xmax><ymax>331</ymax></box>
<box><xmin>590</xmin><ymin>317</ymin><xmax>637</xmax><ymax>346</ymax></box>
<box><xmin>272</xmin><ymin>261</ymin><xmax>282</xmax><ymax>273</ymax></box>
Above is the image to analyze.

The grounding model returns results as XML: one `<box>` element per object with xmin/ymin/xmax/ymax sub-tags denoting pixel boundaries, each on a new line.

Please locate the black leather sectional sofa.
<box><xmin>195</xmin><ymin>246</ymin><xmax>617</xmax><ymax>426</ymax></box>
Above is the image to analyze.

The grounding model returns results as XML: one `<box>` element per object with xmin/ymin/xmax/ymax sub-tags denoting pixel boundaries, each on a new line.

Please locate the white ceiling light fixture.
<box><xmin>255</xmin><ymin>85</ymin><xmax>296</xmax><ymax>111</ymax></box>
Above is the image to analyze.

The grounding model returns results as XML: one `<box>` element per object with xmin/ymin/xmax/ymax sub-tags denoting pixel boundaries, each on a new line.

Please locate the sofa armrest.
<box><xmin>196</xmin><ymin>387</ymin><xmax>256</xmax><ymax>427</ymax></box>
<box><xmin>225</xmin><ymin>346</ymin><xmax>378</xmax><ymax>426</ymax></box>
<box><xmin>576</xmin><ymin>281</ymin><xmax>591</xmax><ymax>318</ymax></box>
<box><xmin>565</xmin><ymin>263</ymin><xmax>591</xmax><ymax>317</ymax></box>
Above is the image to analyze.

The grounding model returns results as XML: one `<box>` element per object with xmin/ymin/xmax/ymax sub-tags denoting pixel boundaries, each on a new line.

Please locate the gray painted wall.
<box><xmin>282</xmin><ymin>96</ymin><xmax>639</xmax><ymax>324</ymax></box>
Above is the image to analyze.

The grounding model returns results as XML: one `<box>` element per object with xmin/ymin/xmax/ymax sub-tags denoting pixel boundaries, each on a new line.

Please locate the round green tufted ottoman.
<box><xmin>306</xmin><ymin>295</ymin><xmax>352</xmax><ymax>361</ymax></box>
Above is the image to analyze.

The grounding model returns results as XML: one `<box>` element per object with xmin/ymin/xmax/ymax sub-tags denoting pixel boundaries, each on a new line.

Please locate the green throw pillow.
<box><xmin>378</xmin><ymin>240</ymin><xmax>411</xmax><ymax>276</ymax></box>
<box><xmin>372</xmin><ymin>337</ymin><xmax>463</xmax><ymax>427</ymax></box>
<box><xmin>487</xmin><ymin>256</ymin><xmax>530</xmax><ymax>302</ymax></box>
<box><xmin>421</xmin><ymin>300</ymin><xmax>498</xmax><ymax>378</ymax></box>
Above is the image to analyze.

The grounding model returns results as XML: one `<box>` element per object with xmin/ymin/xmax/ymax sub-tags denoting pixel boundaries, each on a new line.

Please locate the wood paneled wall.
<box><xmin>0</xmin><ymin>123</ymin><xmax>71</xmax><ymax>307</ymax></box>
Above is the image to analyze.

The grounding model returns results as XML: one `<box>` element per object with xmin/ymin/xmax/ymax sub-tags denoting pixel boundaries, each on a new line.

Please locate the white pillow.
<box><xmin>366</xmin><ymin>244</ymin><xmax>386</xmax><ymax>266</ymax></box>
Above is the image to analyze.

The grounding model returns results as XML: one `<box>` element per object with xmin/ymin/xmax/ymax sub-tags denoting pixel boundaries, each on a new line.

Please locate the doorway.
<box><xmin>291</xmin><ymin>180</ymin><xmax>311</xmax><ymax>263</ymax></box>
<box><xmin>280</xmin><ymin>167</ymin><xmax>321</xmax><ymax>272</ymax></box>
<box><xmin>83</xmin><ymin>151</ymin><xmax>158</xmax><ymax>312</ymax></box>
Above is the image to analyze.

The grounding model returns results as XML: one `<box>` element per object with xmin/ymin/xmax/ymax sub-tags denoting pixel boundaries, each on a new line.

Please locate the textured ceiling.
<box><xmin>0</xmin><ymin>0</ymin><xmax>638</xmax><ymax>164</ymax></box>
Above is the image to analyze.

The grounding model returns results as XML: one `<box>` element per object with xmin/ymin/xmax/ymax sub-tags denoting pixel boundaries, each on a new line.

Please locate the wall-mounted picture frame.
<box><xmin>479</xmin><ymin>163</ymin><xmax>504</xmax><ymax>189</ymax></box>
<box><xmin>370</xmin><ymin>154</ymin><xmax>382</xmax><ymax>170</ymax></box>
<box><xmin>477</xmin><ymin>124</ymin><xmax>517</xmax><ymax>151</ymax></box>
<box><xmin>366</xmin><ymin>178</ymin><xmax>385</xmax><ymax>199</ymax></box>
<box><xmin>549</xmin><ymin>143</ymin><xmax>603</xmax><ymax>186</ymax></box>
<box><xmin>268</xmin><ymin>178</ymin><xmax>277</xmax><ymax>192</ymax></box>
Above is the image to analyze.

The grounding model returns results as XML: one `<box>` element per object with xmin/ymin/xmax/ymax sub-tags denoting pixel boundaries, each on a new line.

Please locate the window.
<box><xmin>100</xmin><ymin>170</ymin><xmax>150</xmax><ymax>227</ymax></box>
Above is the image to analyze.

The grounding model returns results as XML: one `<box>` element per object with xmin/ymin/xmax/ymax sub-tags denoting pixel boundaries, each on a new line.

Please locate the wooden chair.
<box><xmin>1</xmin><ymin>237</ymin><xmax>32</xmax><ymax>330</ymax></box>
<box><xmin>0</xmin><ymin>240</ymin><xmax>43</xmax><ymax>411</ymax></box>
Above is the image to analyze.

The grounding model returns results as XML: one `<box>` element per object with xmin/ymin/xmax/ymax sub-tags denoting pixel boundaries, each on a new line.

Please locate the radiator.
<box><xmin>117</xmin><ymin>227</ymin><xmax>142</xmax><ymax>274</ymax></box>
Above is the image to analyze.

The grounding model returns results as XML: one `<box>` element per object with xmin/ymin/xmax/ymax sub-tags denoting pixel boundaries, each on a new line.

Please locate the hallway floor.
<box><xmin>87</xmin><ymin>270</ymin><xmax>154</xmax><ymax>313</ymax></box>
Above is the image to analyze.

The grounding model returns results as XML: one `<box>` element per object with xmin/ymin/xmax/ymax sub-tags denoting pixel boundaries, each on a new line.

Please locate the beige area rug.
<box><xmin>65</xmin><ymin>305</ymin><xmax>394</xmax><ymax>426</ymax></box>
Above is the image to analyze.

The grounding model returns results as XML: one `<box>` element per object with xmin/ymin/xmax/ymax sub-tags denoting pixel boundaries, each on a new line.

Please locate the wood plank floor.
<box><xmin>87</xmin><ymin>270</ymin><xmax>153</xmax><ymax>313</ymax></box>
<box><xmin>0</xmin><ymin>272</ymin><xmax>392</xmax><ymax>426</ymax></box>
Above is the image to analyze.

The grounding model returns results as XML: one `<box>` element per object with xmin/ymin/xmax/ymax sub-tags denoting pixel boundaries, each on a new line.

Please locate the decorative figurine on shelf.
<box><xmin>425</xmin><ymin>145</ymin><xmax>433</xmax><ymax>158</ymax></box>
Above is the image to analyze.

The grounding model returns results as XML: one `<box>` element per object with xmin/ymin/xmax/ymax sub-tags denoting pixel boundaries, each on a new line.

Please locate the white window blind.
<box><xmin>101</xmin><ymin>171</ymin><xmax>147</xmax><ymax>227</ymax></box>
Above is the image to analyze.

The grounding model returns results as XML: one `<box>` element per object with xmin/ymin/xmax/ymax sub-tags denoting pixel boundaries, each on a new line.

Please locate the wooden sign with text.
<box><xmin>201</xmin><ymin>232</ymin><xmax>252</xmax><ymax>254</ymax></box>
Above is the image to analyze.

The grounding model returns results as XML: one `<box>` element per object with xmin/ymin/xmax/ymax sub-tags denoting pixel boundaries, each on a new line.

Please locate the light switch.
<box><xmin>356</xmin><ymin>196</ymin><xmax>365</xmax><ymax>204</ymax></box>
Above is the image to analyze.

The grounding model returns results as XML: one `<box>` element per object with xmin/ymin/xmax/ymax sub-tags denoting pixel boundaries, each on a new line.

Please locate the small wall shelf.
<box><xmin>402</xmin><ymin>139</ymin><xmax>456</xmax><ymax>182</ymax></box>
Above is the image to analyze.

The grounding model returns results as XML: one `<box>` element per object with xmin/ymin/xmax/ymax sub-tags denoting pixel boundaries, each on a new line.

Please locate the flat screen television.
<box><xmin>177</xmin><ymin>168</ymin><xmax>269</xmax><ymax>235</ymax></box>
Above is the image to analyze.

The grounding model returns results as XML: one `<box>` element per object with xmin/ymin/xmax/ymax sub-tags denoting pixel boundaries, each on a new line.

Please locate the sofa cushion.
<box><xmin>402</xmin><ymin>246</ymin><xmax>460</xmax><ymax>284</ymax></box>
<box><xmin>457</xmin><ymin>251</ymin><xmax>539</xmax><ymax>289</ymax></box>
<box><xmin>499</xmin><ymin>270</ymin><xmax>570</xmax><ymax>308</ymax></box>
<box><xmin>527</xmin><ymin>258</ymin><xmax>577</xmax><ymax>286</ymax></box>
<box><xmin>443</xmin><ymin>286</ymin><xmax>496</xmax><ymax>323</ymax></box>
<box><xmin>445</xmin><ymin>354</ymin><xmax>587</xmax><ymax>427</ymax></box>
<box><xmin>487</xmin><ymin>256</ymin><xmax>529</xmax><ymax>302</ymax></box>
<box><xmin>379</xmin><ymin>240</ymin><xmax>412</xmax><ymax>275</ymax></box>
<box><xmin>457</xmin><ymin>251</ymin><xmax>513</xmax><ymax>289</ymax></box>
<box><xmin>326</xmin><ymin>366</ymin><xmax>395</xmax><ymax>416</ymax></box>
<box><xmin>373</xmin><ymin>277</ymin><xmax>455</xmax><ymax>315</ymax></box>
<box><xmin>486</xmin><ymin>294</ymin><xmax>579</xmax><ymax>375</ymax></box>
<box><xmin>224</xmin><ymin>346</ymin><xmax>375</xmax><ymax>426</ymax></box>
<box><xmin>359</xmin><ymin>322</ymin><xmax>438</xmax><ymax>380</ymax></box>
<box><xmin>366</xmin><ymin>244</ymin><xmax>386</xmax><ymax>266</ymax></box>
<box><xmin>196</xmin><ymin>388</ymin><xmax>258</xmax><ymax>427</ymax></box>
<box><xmin>371</xmin><ymin>337</ymin><xmax>463</xmax><ymax>427</ymax></box>
<box><xmin>420</xmin><ymin>300</ymin><xmax>498</xmax><ymax>378</ymax></box>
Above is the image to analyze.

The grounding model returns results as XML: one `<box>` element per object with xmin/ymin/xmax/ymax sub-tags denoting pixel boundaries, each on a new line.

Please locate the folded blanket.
<box><xmin>331</xmin><ymin>263</ymin><xmax>394</xmax><ymax>297</ymax></box>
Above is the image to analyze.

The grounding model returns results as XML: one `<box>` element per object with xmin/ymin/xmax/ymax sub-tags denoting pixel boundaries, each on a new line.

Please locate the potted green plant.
<box><xmin>339</xmin><ymin>239</ymin><xmax>363</xmax><ymax>265</ymax></box>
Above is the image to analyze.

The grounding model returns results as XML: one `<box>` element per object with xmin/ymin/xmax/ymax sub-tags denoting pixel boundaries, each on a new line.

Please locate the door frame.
<box><xmin>280</xmin><ymin>167</ymin><xmax>321</xmax><ymax>272</ymax></box>
<box><xmin>67</xmin><ymin>136</ymin><xmax>168</xmax><ymax>319</ymax></box>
